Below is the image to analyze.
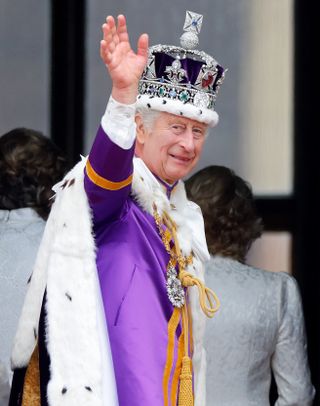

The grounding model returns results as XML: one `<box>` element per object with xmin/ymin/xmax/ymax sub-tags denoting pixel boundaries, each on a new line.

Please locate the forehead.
<box><xmin>156</xmin><ymin>112</ymin><xmax>208</xmax><ymax>128</ymax></box>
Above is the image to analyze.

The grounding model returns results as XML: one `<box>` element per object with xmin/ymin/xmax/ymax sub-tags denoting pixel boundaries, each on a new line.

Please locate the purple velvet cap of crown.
<box><xmin>153</xmin><ymin>52</ymin><xmax>224</xmax><ymax>92</ymax></box>
<box><xmin>154</xmin><ymin>53</ymin><xmax>203</xmax><ymax>86</ymax></box>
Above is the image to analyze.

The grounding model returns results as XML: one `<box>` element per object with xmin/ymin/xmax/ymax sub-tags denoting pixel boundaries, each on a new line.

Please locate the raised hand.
<box><xmin>100</xmin><ymin>15</ymin><xmax>149</xmax><ymax>104</ymax></box>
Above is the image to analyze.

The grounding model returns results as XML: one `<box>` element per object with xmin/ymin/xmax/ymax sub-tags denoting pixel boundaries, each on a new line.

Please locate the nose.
<box><xmin>180</xmin><ymin>129</ymin><xmax>195</xmax><ymax>153</ymax></box>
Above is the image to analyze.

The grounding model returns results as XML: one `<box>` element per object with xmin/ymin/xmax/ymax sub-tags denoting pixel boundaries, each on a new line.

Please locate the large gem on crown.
<box><xmin>202</xmin><ymin>71</ymin><xmax>215</xmax><ymax>88</ymax></box>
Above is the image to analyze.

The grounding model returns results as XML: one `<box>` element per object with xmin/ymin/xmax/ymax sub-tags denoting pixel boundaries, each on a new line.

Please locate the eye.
<box><xmin>193</xmin><ymin>128</ymin><xmax>205</xmax><ymax>139</ymax></box>
<box><xmin>170</xmin><ymin>124</ymin><xmax>185</xmax><ymax>134</ymax></box>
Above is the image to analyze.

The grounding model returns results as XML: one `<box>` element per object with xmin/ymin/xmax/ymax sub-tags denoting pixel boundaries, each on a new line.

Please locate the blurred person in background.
<box><xmin>186</xmin><ymin>165</ymin><xmax>315</xmax><ymax>405</ymax></box>
<box><xmin>0</xmin><ymin>128</ymin><xmax>69</xmax><ymax>405</ymax></box>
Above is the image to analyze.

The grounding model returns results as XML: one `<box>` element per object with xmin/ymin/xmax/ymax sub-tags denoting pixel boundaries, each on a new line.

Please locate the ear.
<box><xmin>135</xmin><ymin>114</ymin><xmax>148</xmax><ymax>145</ymax></box>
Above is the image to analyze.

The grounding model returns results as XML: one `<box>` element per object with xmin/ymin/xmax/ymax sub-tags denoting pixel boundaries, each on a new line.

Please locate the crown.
<box><xmin>137</xmin><ymin>10</ymin><xmax>226</xmax><ymax>127</ymax></box>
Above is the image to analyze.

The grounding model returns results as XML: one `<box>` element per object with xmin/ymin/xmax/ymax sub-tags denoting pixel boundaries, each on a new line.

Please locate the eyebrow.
<box><xmin>167</xmin><ymin>119</ymin><xmax>185</xmax><ymax>125</ymax></box>
<box><xmin>167</xmin><ymin>119</ymin><xmax>206</xmax><ymax>130</ymax></box>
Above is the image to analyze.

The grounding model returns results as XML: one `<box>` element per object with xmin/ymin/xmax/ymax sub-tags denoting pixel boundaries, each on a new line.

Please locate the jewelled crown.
<box><xmin>136</xmin><ymin>10</ymin><xmax>226</xmax><ymax>127</ymax></box>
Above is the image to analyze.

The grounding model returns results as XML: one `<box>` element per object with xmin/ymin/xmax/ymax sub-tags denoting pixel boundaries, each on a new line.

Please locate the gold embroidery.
<box><xmin>153</xmin><ymin>203</ymin><xmax>192</xmax><ymax>269</ymax></box>
<box><xmin>22</xmin><ymin>344</ymin><xmax>41</xmax><ymax>406</ymax></box>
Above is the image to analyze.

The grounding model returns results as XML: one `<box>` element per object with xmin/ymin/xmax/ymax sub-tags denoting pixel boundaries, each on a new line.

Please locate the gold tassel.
<box><xmin>178</xmin><ymin>356</ymin><xmax>194</xmax><ymax>406</ymax></box>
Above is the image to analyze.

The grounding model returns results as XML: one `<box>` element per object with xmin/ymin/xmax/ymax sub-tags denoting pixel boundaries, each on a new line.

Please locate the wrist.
<box><xmin>111</xmin><ymin>86</ymin><xmax>138</xmax><ymax>105</ymax></box>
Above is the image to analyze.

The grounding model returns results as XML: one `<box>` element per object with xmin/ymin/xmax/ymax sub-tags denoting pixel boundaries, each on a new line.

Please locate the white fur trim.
<box><xmin>136</xmin><ymin>94</ymin><xmax>219</xmax><ymax>128</ymax></box>
<box><xmin>12</xmin><ymin>158</ymin><xmax>118</xmax><ymax>406</ymax></box>
<box><xmin>11</xmin><ymin>204</ymin><xmax>55</xmax><ymax>368</ymax></box>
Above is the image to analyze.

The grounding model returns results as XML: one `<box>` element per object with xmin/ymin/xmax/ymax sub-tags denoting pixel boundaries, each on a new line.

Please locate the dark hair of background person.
<box><xmin>0</xmin><ymin>128</ymin><xmax>70</xmax><ymax>220</ymax></box>
<box><xmin>185</xmin><ymin>165</ymin><xmax>263</xmax><ymax>263</ymax></box>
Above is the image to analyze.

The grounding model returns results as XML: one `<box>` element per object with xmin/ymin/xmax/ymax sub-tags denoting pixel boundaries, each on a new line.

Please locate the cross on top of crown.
<box><xmin>183</xmin><ymin>10</ymin><xmax>203</xmax><ymax>35</ymax></box>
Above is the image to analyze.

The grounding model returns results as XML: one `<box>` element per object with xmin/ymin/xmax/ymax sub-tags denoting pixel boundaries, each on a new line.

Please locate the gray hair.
<box><xmin>135</xmin><ymin>107</ymin><xmax>161</xmax><ymax>132</ymax></box>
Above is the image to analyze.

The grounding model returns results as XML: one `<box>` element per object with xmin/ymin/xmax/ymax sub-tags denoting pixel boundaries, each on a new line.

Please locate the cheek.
<box><xmin>147</xmin><ymin>132</ymin><xmax>176</xmax><ymax>162</ymax></box>
<box><xmin>152</xmin><ymin>142</ymin><xmax>169</xmax><ymax>167</ymax></box>
<box><xmin>148</xmin><ymin>138</ymin><xmax>161</xmax><ymax>155</ymax></box>
<box><xmin>159</xmin><ymin>141</ymin><xmax>173</xmax><ymax>157</ymax></box>
<box><xmin>195</xmin><ymin>139</ymin><xmax>206</xmax><ymax>156</ymax></box>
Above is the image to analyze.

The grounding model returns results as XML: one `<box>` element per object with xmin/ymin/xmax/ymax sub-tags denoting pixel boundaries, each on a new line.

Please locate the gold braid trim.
<box><xmin>86</xmin><ymin>159</ymin><xmax>133</xmax><ymax>190</ymax></box>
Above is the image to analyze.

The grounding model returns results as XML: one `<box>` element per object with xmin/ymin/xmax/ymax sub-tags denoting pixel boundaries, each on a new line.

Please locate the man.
<box><xmin>10</xmin><ymin>12</ymin><xmax>224</xmax><ymax>406</ymax></box>
<box><xmin>186</xmin><ymin>166</ymin><xmax>315</xmax><ymax>405</ymax></box>
<box><xmin>0</xmin><ymin>128</ymin><xmax>69</xmax><ymax>405</ymax></box>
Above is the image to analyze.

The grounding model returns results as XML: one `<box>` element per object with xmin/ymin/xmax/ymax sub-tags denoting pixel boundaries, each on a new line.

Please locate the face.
<box><xmin>135</xmin><ymin>112</ymin><xmax>208</xmax><ymax>184</ymax></box>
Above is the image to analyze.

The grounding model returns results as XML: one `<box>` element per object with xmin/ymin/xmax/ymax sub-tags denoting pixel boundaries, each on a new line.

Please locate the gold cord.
<box><xmin>157</xmin><ymin>207</ymin><xmax>220</xmax><ymax>406</ymax></box>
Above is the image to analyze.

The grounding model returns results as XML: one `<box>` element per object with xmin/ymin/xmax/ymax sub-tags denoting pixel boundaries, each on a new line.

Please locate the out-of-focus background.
<box><xmin>0</xmin><ymin>0</ymin><xmax>318</xmax><ymax>403</ymax></box>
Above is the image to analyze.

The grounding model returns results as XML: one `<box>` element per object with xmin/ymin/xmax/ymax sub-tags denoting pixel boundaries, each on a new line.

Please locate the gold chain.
<box><xmin>153</xmin><ymin>203</ymin><xmax>193</xmax><ymax>270</ymax></box>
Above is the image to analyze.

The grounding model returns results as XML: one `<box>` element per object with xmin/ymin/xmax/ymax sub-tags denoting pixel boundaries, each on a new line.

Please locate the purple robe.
<box><xmin>84</xmin><ymin>126</ymin><xmax>180</xmax><ymax>405</ymax></box>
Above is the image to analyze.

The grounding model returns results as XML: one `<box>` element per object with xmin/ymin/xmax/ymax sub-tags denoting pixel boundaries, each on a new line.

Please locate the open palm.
<box><xmin>100</xmin><ymin>15</ymin><xmax>148</xmax><ymax>91</ymax></box>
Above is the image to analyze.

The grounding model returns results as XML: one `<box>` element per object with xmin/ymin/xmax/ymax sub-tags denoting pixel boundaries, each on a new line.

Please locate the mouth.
<box><xmin>170</xmin><ymin>154</ymin><xmax>193</xmax><ymax>164</ymax></box>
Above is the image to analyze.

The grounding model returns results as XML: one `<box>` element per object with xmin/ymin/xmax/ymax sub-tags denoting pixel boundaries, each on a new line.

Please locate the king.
<box><xmin>10</xmin><ymin>11</ymin><xmax>225</xmax><ymax>406</ymax></box>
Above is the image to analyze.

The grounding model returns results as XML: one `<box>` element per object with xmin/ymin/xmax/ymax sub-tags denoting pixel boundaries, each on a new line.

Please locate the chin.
<box><xmin>177</xmin><ymin>166</ymin><xmax>194</xmax><ymax>179</ymax></box>
<box><xmin>168</xmin><ymin>171</ymin><xmax>188</xmax><ymax>183</ymax></box>
<box><xmin>164</xmin><ymin>163</ymin><xmax>194</xmax><ymax>183</ymax></box>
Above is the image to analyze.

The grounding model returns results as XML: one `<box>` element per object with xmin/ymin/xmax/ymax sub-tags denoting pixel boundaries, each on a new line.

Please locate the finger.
<box><xmin>103</xmin><ymin>16</ymin><xmax>117</xmax><ymax>43</ymax></box>
<box><xmin>100</xmin><ymin>40</ymin><xmax>112</xmax><ymax>65</ymax></box>
<box><xmin>105</xmin><ymin>15</ymin><xmax>115</xmax><ymax>30</ymax></box>
<box><xmin>117</xmin><ymin>14</ymin><xmax>129</xmax><ymax>43</ymax></box>
<box><xmin>102</xmin><ymin>23</ymin><xmax>119</xmax><ymax>55</ymax></box>
<box><xmin>101</xmin><ymin>29</ymin><xmax>113</xmax><ymax>52</ymax></box>
<box><xmin>137</xmin><ymin>33</ymin><xmax>149</xmax><ymax>60</ymax></box>
<box><xmin>108</xmin><ymin>16</ymin><xmax>117</xmax><ymax>39</ymax></box>
<box><xmin>102</xmin><ymin>22</ymin><xmax>114</xmax><ymax>44</ymax></box>
<box><xmin>113</xmin><ymin>30</ymin><xmax>120</xmax><ymax>47</ymax></box>
<box><xmin>102</xmin><ymin>39</ymin><xmax>116</xmax><ymax>60</ymax></box>
<box><xmin>102</xmin><ymin>23</ymin><xmax>111</xmax><ymax>43</ymax></box>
